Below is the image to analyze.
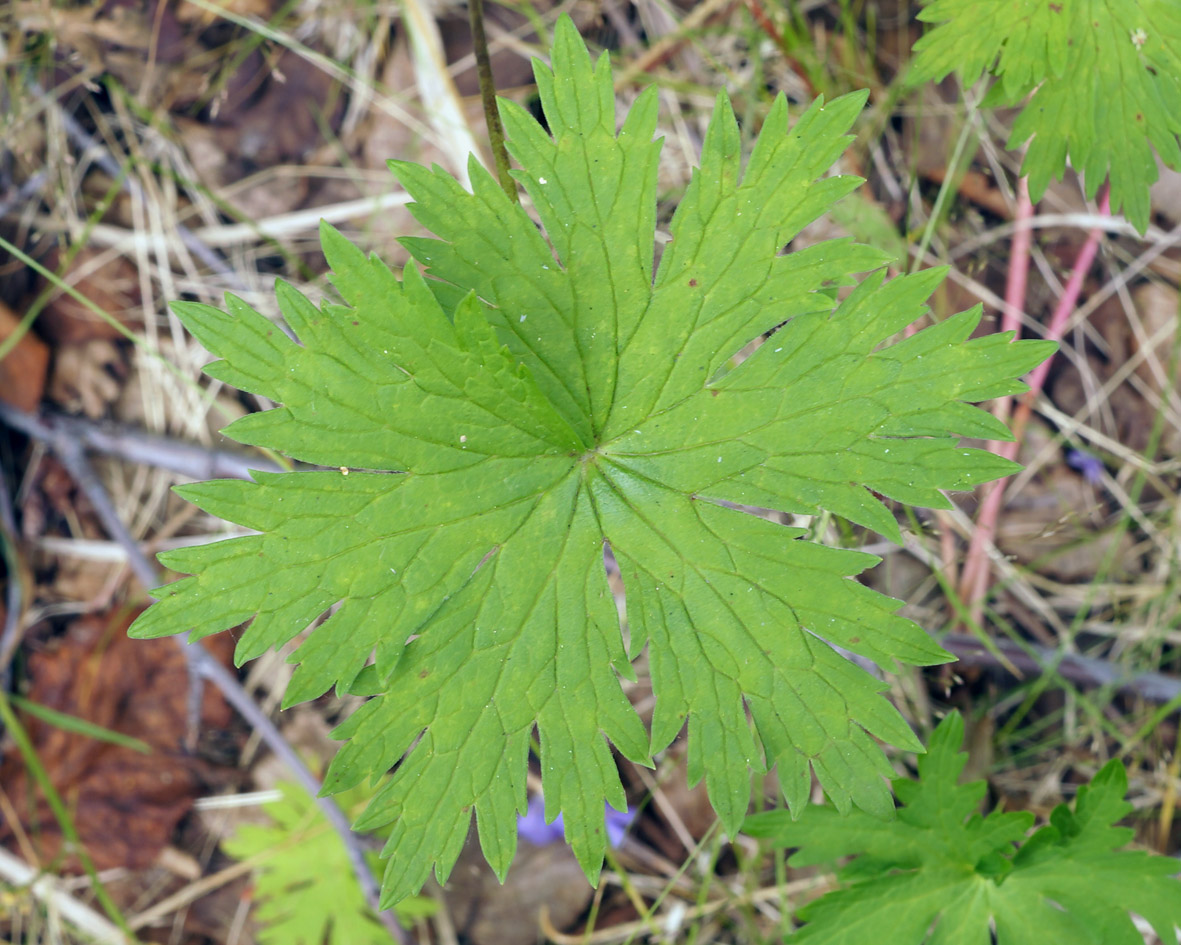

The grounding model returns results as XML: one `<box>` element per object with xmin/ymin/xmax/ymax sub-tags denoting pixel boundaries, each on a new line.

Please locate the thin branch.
<box><xmin>958</xmin><ymin>176</ymin><xmax>1034</xmax><ymax>623</ymax></box>
<box><xmin>942</xmin><ymin>633</ymin><xmax>1181</xmax><ymax>705</ymax></box>
<box><xmin>0</xmin><ymin>404</ymin><xmax>284</xmax><ymax>481</ymax></box>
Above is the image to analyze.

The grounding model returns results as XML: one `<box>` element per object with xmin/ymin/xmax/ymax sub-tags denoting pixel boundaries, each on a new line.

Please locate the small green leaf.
<box><xmin>223</xmin><ymin>783</ymin><xmax>426</xmax><ymax>945</ymax></box>
<box><xmin>745</xmin><ymin>711</ymin><xmax>1181</xmax><ymax>944</ymax></box>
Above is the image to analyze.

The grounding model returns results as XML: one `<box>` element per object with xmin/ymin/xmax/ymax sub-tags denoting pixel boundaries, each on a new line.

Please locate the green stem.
<box><xmin>468</xmin><ymin>0</ymin><xmax>517</xmax><ymax>202</ymax></box>
<box><xmin>909</xmin><ymin>89</ymin><xmax>978</xmax><ymax>274</ymax></box>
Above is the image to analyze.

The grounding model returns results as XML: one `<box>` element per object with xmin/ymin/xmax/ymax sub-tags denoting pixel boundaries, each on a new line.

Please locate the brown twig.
<box><xmin>942</xmin><ymin>633</ymin><xmax>1181</xmax><ymax>705</ymax></box>
<box><xmin>0</xmin><ymin>405</ymin><xmax>285</xmax><ymax>481</ymax></box>
<box><xmin>920</xmin><ymin>166</ymin><xmax>1013</xmax><ymax>221</ymax></box>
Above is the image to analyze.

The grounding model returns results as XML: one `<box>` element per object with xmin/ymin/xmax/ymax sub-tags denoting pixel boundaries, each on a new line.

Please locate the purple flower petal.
<box><xmin>517</xmin><ymin>796</ymin><xmax>637</xmax><ymax>848</ymax></box>
<box><xmin>604</xmin><ymin>805</ymin><xmax>636</xmax><ymax>848</ymax></box>
<box><xmin>1066</xmin><ymin>448</ymin><xmax>1104</xmax><ymax>484</ymax></box>
<box><xmin>517</xmin><ymin>794</ymin><xmax>565</xmax><ymax>846</ymax></box>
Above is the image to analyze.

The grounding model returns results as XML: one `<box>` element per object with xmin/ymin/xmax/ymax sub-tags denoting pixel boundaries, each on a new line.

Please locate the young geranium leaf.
<box><xmin>744</xmin><ymin>711</ymin><xmax>1181</xmax><ymax>944</ymax></box>
<box><xmin>224</xmin><ymin>782</ymin><xmax>433</xmax><ymax>943</ymax></box>
<box><xmin>129</xmin><ymin>16</ymin><xmax>1053</xmax><ymax>907</ymax></box>
<box><xmin>910</xmin><ymin>0</ymin><xmax>1181</xmax><ymax>233</ymax></box>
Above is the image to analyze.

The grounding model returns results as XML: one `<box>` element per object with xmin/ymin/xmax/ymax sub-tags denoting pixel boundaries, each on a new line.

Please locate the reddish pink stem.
<box><xmin>1001</xmin><ymin>179</ymin><xmax>1035</xmax><ymax>353</ymax></box>
<box><xmin>958</xmin><ymin>183</ymin><xmax>1110</xmax><ymax>626</ymax></box>
<box><xmin>957</xmin><ymin>179</ymin><xmax>1033</xmax><ymax>615</ymax></box>
<box><xmin>1025</xmin><ymin>188</ymin><xmax>1110</xmax><ymax>396</ymax></box>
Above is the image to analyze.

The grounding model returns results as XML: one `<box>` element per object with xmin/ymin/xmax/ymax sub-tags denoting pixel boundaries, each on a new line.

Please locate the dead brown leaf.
<box><xmin>39</xmin><ymin>246</ymin><xmax>142</xmax><ymax>345</ymax></box>
<box><xmin>47</xmin><ymin>340</ymin><xmax>127</xmax><ymax>418</ymax></box>
<box><xmin>210</xmin><ymin>50</ymin><xmax>345</xmax><ymax>167</ymax></box>
<box><xmin>1129</xmin><ymin>283</ymin><xmax>1181</xmax><ymax>459</ymax></box>
<box><xmin>1055</xmin><ymin>283</ymin><xmax>1181</xmax><ymax>456</ymax></box>
<box><xmin>20</xmin><ymin>454</ymin><xmax>98</xmax><ymax>543</ymax></box>
<box><xmin>0</xmin><ymin>300</ymin><xmax>49</xmax><ymax>411</ymax></box>
<box><xmin>1151</xmin><ymin>163</ymin><xmax>1181</xmax><ymax>227</ymax></box>
<box><xmin>0</xmin><ymin>608</ymin><xmax>234</xmax><ymax>872</ymax></box>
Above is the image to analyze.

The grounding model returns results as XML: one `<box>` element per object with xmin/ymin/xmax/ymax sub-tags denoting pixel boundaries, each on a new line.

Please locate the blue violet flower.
<box><xmin>1066</xmin><ymin>448</ymin><xmax>1104</xmax><ymax>484</ymax></box>
<box><xmin>517</xmin><ymin>794</ymin><xmax>636</xmax><ymax>849</ymax></box>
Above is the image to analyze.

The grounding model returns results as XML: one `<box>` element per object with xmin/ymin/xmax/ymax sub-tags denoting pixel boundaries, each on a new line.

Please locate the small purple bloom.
<box><xmin>1066</xmin><ymin>448</ymin><xmax>1104</xmax><ymax>484</ymax></box>
<box><xmin>517</xmin><ymin>794</ymin><xmax>565</xmax><ymax>846</ymax></box>
<box><xmin>517</xmin><ymin>794</ymin><xmax>636</xmax><ymax>848</ymax></box>
<box><xmin>604</xmin><ymin>805</ymin><xmax>636</xmax><ymax>848</ymax></box>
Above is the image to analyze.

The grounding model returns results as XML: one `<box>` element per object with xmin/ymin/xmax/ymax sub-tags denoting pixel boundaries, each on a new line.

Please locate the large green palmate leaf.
<box><xmin>911</xmin><ymin>0</ymin><xmax>1181</xmax><ymax>233</ymax></box>
<box><xmin>129</xmin><ymin>17</ymin><xmax>1054</xmax><ymax>906</ymax></box>
<box><xmin>745</xmin><ymin>712</ymin><xmax>1181</xmax><ymax>944</ymax></box>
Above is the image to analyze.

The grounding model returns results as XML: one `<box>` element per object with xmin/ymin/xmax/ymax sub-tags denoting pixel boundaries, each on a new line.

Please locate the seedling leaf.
<box><xmin>224</xmin><ymin>782</ymin><xmax>431</xmax><ymax>944</ymax></box>
<box><xmin>745</xmin><ymin>711</ymin><xmax>1181</xmax><ymax>944</ymax></box>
